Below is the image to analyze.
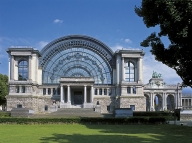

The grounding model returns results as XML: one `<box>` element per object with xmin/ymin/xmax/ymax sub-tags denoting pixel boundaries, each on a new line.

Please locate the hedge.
<box><xmin>0</xmin><ymin>117</ymin><xmax>168</xmax><ymax>124</ymax></box>
<box><xmin>133</xmin><ymin>111</ymin><xmax>173</xmax><ymax>117</ymax></box>
<box><xmin>0</xmin><ymin>112</ymin><xmax>10</xmax><ymax>117</ymax></box>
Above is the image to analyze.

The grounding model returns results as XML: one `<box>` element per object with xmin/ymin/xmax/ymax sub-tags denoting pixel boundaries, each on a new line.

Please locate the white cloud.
<box><xmin>53</xmin><ymin>19</ymin><xmax>63</xmax><ymax>24</ymax></box>
<box><xmin>125</xmin><ymin>38</ymin><xmax>132</xmax><ymax>44</ymax></box>
<box><xmin>143</xmin><ymin>54</ymin><xmax>182</xmax><ymax>84</ymax></box>
<box><xmin>36</xmin><ymin>41</ymin><xmax>49</xmax><ymax>50</ymax></box>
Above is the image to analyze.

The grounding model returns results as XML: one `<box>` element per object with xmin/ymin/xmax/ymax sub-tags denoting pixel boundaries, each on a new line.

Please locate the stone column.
<box><xmin>130</xmin><ymin>86</ymin><xmax>132</xmax><ymax>94</ymax></box>
<box><xmin>162</xmin><ymin>93</ymin><xmax>165</xmax><ymax>110</ymax></box>
<box><xmin>84</xmin><ymin>85</ymin><xmax>87</xmax><ymax>103</ymax></box>
<box><xmin>121</xmin><ymin>57</ymin><xmax>124</xmax><ymax>81</ymax></box>
<box><xmin>164</xmin><ymin>93</ymin><xmax>167</xmax><ymax>110</ymax></box>
<box><xmin>8</xmin><ymin>56</ymin><xmax>11</xmax><ymax>81</ymax></box>
<box><xmin>60</xmin><ymin>85</ymin><xmax>64</xmax><ymax>103</ymax></box>
<box><xmin>67</xmin><ymin>85</ymin><xmax>71</xmax><ymax>103</ymax></box>
<box><xmin>28</xmin><ymin>55</ymin><xmax>32</xmax><ymax>80</ymax></box>
<box><xmin>137</xmin><ymin>58</ymin><xmax>141</xmax><ymax>82</ymax></box>
<box><xmin>51</xmin><ymin>88</ymin><xmax>53</xmax><ymax>95</ymax></box>
<box><xmin>11</xmin><ymin>56</ymin><xmax>14</xmax><ymax>80</ymax></box>
<box><xmin>90</xmin><ymin>86</ymin><xmax>93</xmax><ymax>103</ymax></box>
<box><xmin>150</xmin><ymin>93</ymin><xmax>154</xmax><ymax>111</ymax></box>
<box><xmin>175</xmin><ymin>93</ymin><xmax>177</xmax><ymax>109</ymax></box>
<box><xmin>116</xmin><ymin>54</ymin><xmax>120</xmax><ymax>85</ymax></box>
<box><xmin>19</xmin><ymin>86</ymin><xmax>22</xmax><ymax>93</ymax></box>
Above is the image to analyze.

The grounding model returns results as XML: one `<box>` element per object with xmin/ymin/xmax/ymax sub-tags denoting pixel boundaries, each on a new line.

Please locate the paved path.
<box><xmin>169</xmin><ymin>120</ymin><xmax>192</xmax><ymax>127</ymax></box>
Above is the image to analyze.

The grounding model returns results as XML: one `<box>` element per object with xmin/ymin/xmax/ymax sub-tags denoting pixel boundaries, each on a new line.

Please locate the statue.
<box><xmin>152</xmin><ymin>71</ymin><xmax>162</xmax><ymax>78</ymax></box>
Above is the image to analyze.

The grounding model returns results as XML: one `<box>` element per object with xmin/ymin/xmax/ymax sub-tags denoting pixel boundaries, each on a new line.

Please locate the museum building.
<box><xmin>6</xmin><ymin>35</ymin><xmax>184</xmax><ymax>113</ymax></box>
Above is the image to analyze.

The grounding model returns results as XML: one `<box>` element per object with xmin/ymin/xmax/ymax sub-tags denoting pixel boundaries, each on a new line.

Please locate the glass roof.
<box><xmin>40</xmin><ymin>35</ymin><xmax>114</xmax><ymax>84</ymax></box>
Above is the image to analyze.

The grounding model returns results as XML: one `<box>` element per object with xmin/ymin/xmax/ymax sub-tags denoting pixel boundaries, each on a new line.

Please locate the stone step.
<box><xmin>31</xmin><ymin>108</ymin><xmax>106</xmax><ymax>118</ymax></box>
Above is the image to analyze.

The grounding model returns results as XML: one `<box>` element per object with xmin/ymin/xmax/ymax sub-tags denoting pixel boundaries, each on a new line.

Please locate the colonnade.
<box><xmin>145</xmin><ymin>92</ymin><xmax>182</xmax><ymax>111</ymax></box>
<box><xmin>60</xmin><ymin>85</ymin><xmax>94</xmax><ymax>104</ymax></box>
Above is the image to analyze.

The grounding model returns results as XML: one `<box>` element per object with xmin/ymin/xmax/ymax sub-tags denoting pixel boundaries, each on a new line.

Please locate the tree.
<box><xmin>0</xmin><ymin>74</ymin><xmax>8</xmax><ymax>108</ymax></box>
<box><xmin>135</xmin><ymin>0</ymin><xmax>192</xmax><ymax>87</ymax></box>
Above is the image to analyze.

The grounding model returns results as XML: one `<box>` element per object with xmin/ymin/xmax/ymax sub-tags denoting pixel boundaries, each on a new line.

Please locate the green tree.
<box><xmin>0</xmin><ymin>74</ymin><xmax>8</xmax><ymax>108</ymax></box>
<box><xmin>135</xmin><ymin>0</ymin><xmax>192</xmax><ymax>87</ymax></box>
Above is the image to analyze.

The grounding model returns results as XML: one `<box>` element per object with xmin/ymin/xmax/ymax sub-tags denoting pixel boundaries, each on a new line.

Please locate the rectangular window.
<box><xmin>133</xmin><ymin>86</ymin><xmax>136</xmax><ymax>94</ymax></box>
<box><xmin>130</xmin><ymin>105</ymin><xmax>135</xmax><ymax>111</ymax></box>
<box><xmin>57</xmin><ymin>88</ymin><xmax>60</xmax><ymax>95</ymax></box>
<box><xmin>43</xmin><ymin>88</ymin><xmax>46</xmax><ymax>95</ymax></box>
<box><xmin>21</xmin><ymin>86</ymin><xmax>25</xmax><ymax>93</ymax></box>
<box><xmin>94</xmin><ymin>88</ymin><xmax>98</xmax><ymax>95</ymax></box>
<box><xmin>48</xmin><ymin>88</ymin><xmax>51</xmax><ymax>95</ymax></box>
<box><xmin>108</xmin><ymin>89</ymin><xmax>111</xmax><ymax>96</ymax></box>
<box><xmin>127</xmin><ymin>87</ymin><xmax>131</xmax><ymax>94</ymax></box>
<box><xmin>99</xmin><ymin>89</ymin><xmax>102</xmax><ymax>95</ymax></box>
<box><xmin>15</xmin><ymin>86</ymin><xmax>19</xmax><ymax>93</ymax></box>
<box><xmin>17</xmin><ymin>104</ymin><xmax>22</xmax><ymax>108</ymax></box>
<box><xmin>104</xmin><ymin>89</ymin><xmax>107</xmax><ymax>95</ymax></box>
<box><xmin>53</xmin><ymin>88</ymin><xmax>56</xmax><ymax>95</ymax></box>
<box><xmin>107</xmin><ymin>105</ymin><xmax>110</xmax><ymax>111</ymax></box>
<box><xmin>182</xmin><ymin>99</ymin><xmax>184</xmax><ymax>106</ymax></box>
<box><xmin>45</xmin><ymin>105</ymin><xmax>48</xmax><ymax>111</ymax></box>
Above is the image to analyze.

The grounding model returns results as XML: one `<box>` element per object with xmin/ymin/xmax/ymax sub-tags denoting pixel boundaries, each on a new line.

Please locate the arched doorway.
<box><xmin>154</xmin><ymin>94</ymin><xmax>163</xmax><ymax>111</ymax></box>
<box><xmin>167</xmin><ymin>95</ymin><xmax>175</xmax><ymax>111</ymax></box>
<box><xmin>144</xmin><ymin>94</ymin><xmax>150</xmax><ymax>111</ymax></box>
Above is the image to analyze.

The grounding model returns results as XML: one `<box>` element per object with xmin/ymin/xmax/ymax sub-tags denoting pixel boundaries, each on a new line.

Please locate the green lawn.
<box><xmin>0</xmin><ymin>124</ymin><xmax>192</xmax><ymax>143</ymax></box>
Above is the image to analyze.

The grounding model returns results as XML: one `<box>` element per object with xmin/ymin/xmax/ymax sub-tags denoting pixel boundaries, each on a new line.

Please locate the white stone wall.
<box><xmin>119</xmin><ymin>96</ymin><xmax>146</xmax><ymax>111</ymax></box>
<box><xmin>6</xmin><ymin>95</ymin><xmax>52</xmax><ymax>113</ymax></box>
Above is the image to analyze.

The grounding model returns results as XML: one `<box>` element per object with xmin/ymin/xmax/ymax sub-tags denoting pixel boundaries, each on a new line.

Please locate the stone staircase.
<box><xmin>31</xmin><ymin>108</ymin><xmax>111</xmax><ymax>118</ymax></box>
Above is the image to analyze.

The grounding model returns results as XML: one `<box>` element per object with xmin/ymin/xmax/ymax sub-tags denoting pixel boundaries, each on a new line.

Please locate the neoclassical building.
<box><xmin>6</xmin><ymin>35</ymin><xmax>184</xmax><ymax>113</ymax></box>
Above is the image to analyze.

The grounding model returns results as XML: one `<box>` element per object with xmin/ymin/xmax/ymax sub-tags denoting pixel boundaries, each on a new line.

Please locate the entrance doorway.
<box><xmin>74</xmin><ymin>91</ymin><xmax>83</xmax><ymax>104</ymax></box>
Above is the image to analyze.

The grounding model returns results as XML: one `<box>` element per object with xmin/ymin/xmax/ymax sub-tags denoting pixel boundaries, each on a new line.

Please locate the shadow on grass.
<box><xmin>40</xmin><ymin>133</ymin><xmax>163</xmax><ymax>143</ymax></box>
<box><xmin>39</xmin><ymin>124</ymin><xmax>192</xmax><ymax>143</ymax></box>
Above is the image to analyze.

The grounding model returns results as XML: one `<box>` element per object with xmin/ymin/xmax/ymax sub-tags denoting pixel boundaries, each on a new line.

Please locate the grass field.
<box><xmin>0</xmin><ymin>124</ymin><xmax>192</xmax><ymax>143</ymax></box>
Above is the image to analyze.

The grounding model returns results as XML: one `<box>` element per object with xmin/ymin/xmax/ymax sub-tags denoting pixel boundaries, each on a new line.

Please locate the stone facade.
<box><xmin>5</xmin><ymin>35</ymin><xmax>184</xmax><ymax>114</ymax></box>
<box><xmin>6</xmin><ymin>95</ymin><xmax>52</xmax><ymax>113</ymax></box>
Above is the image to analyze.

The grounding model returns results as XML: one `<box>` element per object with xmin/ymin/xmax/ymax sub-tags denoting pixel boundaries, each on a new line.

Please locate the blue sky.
<box><xmin>0</xmin><ymin>0</ymin><xmax>191</xmax><ymax>93</ymax></box>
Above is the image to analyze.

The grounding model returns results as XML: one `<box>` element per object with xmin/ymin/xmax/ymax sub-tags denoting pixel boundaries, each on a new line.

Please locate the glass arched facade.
<box><xmin>18</xmin><ymin>60</ymin><xmax>28</xmax><ymax>81</ymax></box>
<box><xmin>40</xmin><ymin>35</ymin><xmax>114</xmax><ymax>84</ymax></box>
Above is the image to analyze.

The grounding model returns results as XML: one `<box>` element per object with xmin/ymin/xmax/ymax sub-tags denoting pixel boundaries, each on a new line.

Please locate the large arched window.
<box><xmin>18</xmin><ymin>60</ymin><xmax>28</xmax><ymax>81</ymax></box>
<box><xmin>125</xmin><ymin>62</ymin><xmax>135</xmax><ymax>82</ymax></box>
<box><xmin>40</xmin><ymin>35</ymin><xmax>114</xmax><ymax>84</ymax></box>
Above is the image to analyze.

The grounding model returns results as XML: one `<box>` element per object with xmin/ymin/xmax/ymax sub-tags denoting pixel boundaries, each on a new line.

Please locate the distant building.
<box><xmin>6</xmin><ymin>35</ymin><xmax>188</xmax><ymax>113</ymax></box>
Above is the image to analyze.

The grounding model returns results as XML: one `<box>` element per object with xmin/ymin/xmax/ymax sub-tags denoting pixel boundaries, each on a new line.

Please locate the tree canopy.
<box><xmin>0</xmin><ymin>74</ymin><xmax>8</xmax><ymax>106</ymax></box>
<box><xmin>135</xmin><ymin>0</ymin><xmax>192</xmax><ymax>87</ymax></box>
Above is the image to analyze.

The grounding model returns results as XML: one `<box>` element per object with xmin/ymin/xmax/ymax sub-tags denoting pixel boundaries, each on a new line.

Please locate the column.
<box><xmin>90</xmin><ymin>86</ymin><xmax>93</xmax><ymax>103</ymax></box>
<box><xmin>28</xmin><ymin>55</ymin><xmax>32</xmax><ymax>80</ymax></box>
<box><xmin>150</xmin><ymin>93</ymin><xmax>154</xmax><ymax>111</ymax></box>
<box><xmin>8</xmin><ymin>56</ymin><xmax>10</xmax><ymax>81</ymax></box>
<box><xmin>162</xmin><ymin>93</ymin><xmax>165</xmax><ymax>110</ymax></box>
<box><xmin>67</xmin><ymin>85</ymin><xmax>71</xmax><ymax>103</ymax></box>
<box><xmin>116</xmin><ymin>54</ymin><xmax>120</xmax><ymax>84</ymax></box>
<box><xmin>84</xmin><ymin>85</ymin><xmax>87</xmax><ymax>103</ymax></box>
<box><xmin>164</xmin><ymin>93</ymin><xmax>167</xmax><ymax>110</ymax></box>
<box><xmin>121</xmin><ymin>57</ymin><xmax>124</xmax><ymax>81</ymax></box>
<box><xmin>51</xmin><ymin>88</ymin><xmax>53</xmax><ymax>95</ymax></box>
<box><xmin>11</xmin><ymin>56</ymin><xmax>14</xmax><ymax>80</ymax></box>
<box><xmin>60</xmin><ymin>85</ymin><xmax>64</xmax><ymax>103</ymax></box>
<box><xmin>175</xmin><ymin>93</ymin><xmax>177</xmax><ymax>109</ymax></box>
<box><xmin>19</xmin><ymin>86</ymin><xmax>22</xmax><ymax>93</ymax></box>
<box><xmin>137</xmin><ymin>58</ymin><xmax>141</xmax><ymax>82</ymax></box>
